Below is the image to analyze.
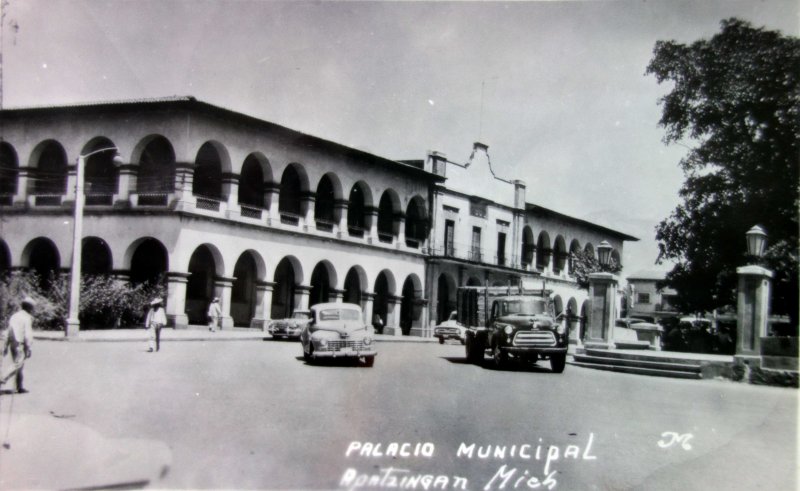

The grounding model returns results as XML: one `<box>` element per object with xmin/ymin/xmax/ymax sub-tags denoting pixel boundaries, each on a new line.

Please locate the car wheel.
<box><xmin>438</xmin><ymin>337</ymin><xmax>445</xmax><ymax>344</ymax></box>
<box><xmin>305</xmin><ymin>343</ymin><xmax>316</xmax><ymax>364</ymax></box>
<box><xmin>492</xmin><ymin>342</ymin><xmax>507</xmax><ymax>369</ymax></box>
<box><xmin>363</xmin><ymin>355</ymin><xmax>375</xmax><ymax>367</ymax></box>
<box><xmin>460</xmin><ymin>338</ymin><xmax>466</xmax><ymax>346</ymax></box>
<box><xmin>550</xmin><ymin>354</ymin><xmax>566</xmax><ymax>373</ymax></box>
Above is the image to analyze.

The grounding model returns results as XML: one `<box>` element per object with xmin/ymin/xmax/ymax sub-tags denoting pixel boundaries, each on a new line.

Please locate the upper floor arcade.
<box><xmin>0</xmin><ymin>97</ymin><xmax>442</xmax><ymax>252</ymax></box>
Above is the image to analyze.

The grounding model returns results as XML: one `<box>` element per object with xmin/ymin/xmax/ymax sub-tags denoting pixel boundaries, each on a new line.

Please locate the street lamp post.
<box><xmin>65</xmin><ymin>147</ymin><xmax>123</xmax><ymax>337</ymax></box>
<box><xmin>582</xmin><ymin>240</ymin><xmax>619</xmax><ymax>350</ymax></box>
<box><xmin>735</xmin><ymin>225</ymin><xmax>772</xmax><ymax>361</ymax></box>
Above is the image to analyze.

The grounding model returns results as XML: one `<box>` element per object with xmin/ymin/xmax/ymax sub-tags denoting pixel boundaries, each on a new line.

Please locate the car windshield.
<box><xmin>292</xmin><ymin>312</ymin><xmax>310</xmax><ymax>320</ymax></box>
<box><xmin>502</xmin><ymin>300</ymin><xmax>547</xmax><ymax>316</ymax></box>
<box><xmin>318</xmin><ymin>309</ymin><xmax>361</xmax><ymax>321</ymax></box>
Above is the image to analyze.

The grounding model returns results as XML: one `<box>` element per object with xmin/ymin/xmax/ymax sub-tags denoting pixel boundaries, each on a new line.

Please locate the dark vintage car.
<box><xmin>268</xmin><ymin>310</ymin><xmax>311</xmax><ymax>340</ymax></box>
<box><xmin>300</xmin><ymin>303</ymin><xmax>377</xmax><ymax>366</ymax></box>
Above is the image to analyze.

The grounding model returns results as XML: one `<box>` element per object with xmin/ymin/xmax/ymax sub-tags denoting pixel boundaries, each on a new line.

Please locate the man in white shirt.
<box><xmin>1</xmin><ymin>296</ymin><xmax>35</xmax><ymax>394</ymax></box>
<box><xmin>145</xmin><ymin>298</ymin><xmax>167</xmax><ymax>352</ymax></box>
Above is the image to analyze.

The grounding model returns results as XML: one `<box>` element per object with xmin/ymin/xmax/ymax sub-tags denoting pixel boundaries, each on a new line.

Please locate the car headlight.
<box><xmin>495</xmin><ymin>324</ymin><xmax>513</xmax><ymax>335</ymax></box>
<box><xmin>556</xmin><ymin>322</ymin><xmax>567</xmax><ymax>335</ymax></box>
<box><xmin>363</xmin><ymin>336</ymin><xmax>372</xmax><ymax>346</ymax></box>
<box><xmin>318</xmin><ymin>338</ymin><xmax>328</xmax><ymax>347</ymax></box>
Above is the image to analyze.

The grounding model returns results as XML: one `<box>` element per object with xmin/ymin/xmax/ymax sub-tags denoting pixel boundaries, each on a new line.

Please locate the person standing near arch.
<box><xmin>145</xmin><ymin>298</ymin><xmax>167</xmax><ymax>352</ymax></box>
<box><xmin>207</xmin><ymin>297</ymin><xmax>222</xmax><ymax>332</ymax></box>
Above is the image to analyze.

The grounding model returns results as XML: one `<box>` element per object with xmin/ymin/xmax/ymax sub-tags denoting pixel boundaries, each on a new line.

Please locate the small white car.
<box><xmin>433</xmin><ymin>311</ymin><xmax>467</xmax><ymax>344</ymax></box>
<box><xmin>300</xmin><ymin>303</ymin><xmax>377</xmax><ymax>366</ymax></box>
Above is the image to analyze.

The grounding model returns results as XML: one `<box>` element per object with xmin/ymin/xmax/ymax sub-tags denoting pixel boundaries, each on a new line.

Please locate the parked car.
<box><xmin>434</xmin><ymin>311</ymin><xmax>466</xmax><ymax>344</ymax></box>
<box><xmin>300</xmin><ymin>303</ymin><xmax>377</xmax><ymax>366</ymax></box>
<box><xmin>268</xmin><ymin>310</ymin><xmax>311</xmax><ymax>340</ymax></box>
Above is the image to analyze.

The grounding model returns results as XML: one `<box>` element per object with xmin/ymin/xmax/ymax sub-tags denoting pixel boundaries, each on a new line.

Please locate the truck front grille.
<box><xmin>513</xmin><ymin>331</ymin><xmax>557</xmax><ymax>347</ymax></box>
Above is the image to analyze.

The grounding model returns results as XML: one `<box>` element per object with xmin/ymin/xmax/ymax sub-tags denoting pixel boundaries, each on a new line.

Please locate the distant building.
<box><xmin>625</xmin><ymin>270</ymin><xmax>679</xmax><ymax>322</ymax></box>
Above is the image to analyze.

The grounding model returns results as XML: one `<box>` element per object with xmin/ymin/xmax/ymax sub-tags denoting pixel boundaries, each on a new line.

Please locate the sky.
<box><xmin>1</xmin><ymin>0</ymin><xmax>797</xmax><ymax>276</ymax></box>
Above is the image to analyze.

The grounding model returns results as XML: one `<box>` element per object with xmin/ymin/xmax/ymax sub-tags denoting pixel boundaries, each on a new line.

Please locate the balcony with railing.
<box><xmin>315</xmin><ymin>218</ymin><xmax>335</xmax><ymax>232</ymax></box>
<box><xmin>280</xmin><ymin>211</ymin><xmax>302</xmax><ymax>226</ymax></box>
<box><xmin>239</xmin><ymin>204</ymin><xmax>264</xmax><ymax>220</ymax></box>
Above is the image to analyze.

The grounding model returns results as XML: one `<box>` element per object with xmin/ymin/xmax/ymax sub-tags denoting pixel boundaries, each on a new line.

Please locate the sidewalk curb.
<box><xmin>33</xmin><ymin>331</ymin><xmax>439</xmax><ymax>344</ymax></box>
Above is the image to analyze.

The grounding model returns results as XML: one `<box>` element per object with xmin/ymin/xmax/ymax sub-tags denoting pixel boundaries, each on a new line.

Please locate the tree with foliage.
<box><xmin>646</xmin><ymin>19</ymin><xmax>799</xmax><ymax>324</ymax></box>
<box><xmin>570</xmin><ymin>249</ymin><xmax>622</xmax><ymax>290</ymax></box>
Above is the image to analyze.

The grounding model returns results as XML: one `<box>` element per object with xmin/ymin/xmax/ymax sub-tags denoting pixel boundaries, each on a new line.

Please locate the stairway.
<box><xmin>570</xmin><ymin>349</ymin><xmax>703</xmax><ymax>379</ymax></box>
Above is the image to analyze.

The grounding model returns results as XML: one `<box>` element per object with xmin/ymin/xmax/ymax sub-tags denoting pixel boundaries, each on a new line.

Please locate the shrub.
<box><xmin>0</xmin><ymin>271</ymin><xmax>166</xmax><ymax>330</ymax></box>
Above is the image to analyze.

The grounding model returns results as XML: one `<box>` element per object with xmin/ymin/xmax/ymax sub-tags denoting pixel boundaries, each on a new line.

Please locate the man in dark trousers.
<box><xmin>1</xmin><ymin>296</ymin><xmax>35</xmax><ymax>394</ymax></box>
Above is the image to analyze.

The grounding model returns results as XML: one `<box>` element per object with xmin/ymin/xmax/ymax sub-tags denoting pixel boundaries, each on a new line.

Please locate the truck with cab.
<box><xmin>459</xmin><ymin>286</ymin><xmax>568</xmax><ymax>372</ymax></box>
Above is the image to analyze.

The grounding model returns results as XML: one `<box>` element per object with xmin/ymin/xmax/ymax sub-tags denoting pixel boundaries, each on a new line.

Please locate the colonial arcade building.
<box><xmin>0</xmin><ymin>97</ymin><xmax>636</xmax><ymax>337</ymax></box>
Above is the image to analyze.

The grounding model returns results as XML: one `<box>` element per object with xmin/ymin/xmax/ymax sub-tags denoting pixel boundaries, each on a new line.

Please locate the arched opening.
<box><xmin>373</xmin><ymin>272</ymin><xmax>391</xmax><ymax>330</ymax></box>
<box><xmin>437</xmin><ymin>273</ymin><xmax>456</xmax><ymax>324</ymax></box>
<box><xmin>84</xmin><ymin>139</ymin><xmax>119</xmax><ymax>205</ymax></box>
<box><xmin>567</xmin><ymin>298</ymin><xmax>579</xmax><ymax>340</ymax></box>
<box><xmin>129</xmin><ymin>239</ymin><xmax>168</xmax><ymax>286</ymax></box>
<box><xmin>611</xmin><ymin>249</ymin><xmax>622</xmax><ymax>269</ymax></box>
<box><xmin>238</xmin><ymin>155</ymin><xmax>265</xmax><ymax>208</ymax></box>
<box><xmin>82</xmin><ymin>237</ymin><xmax>112</xmax><ymax>275</ymax></box>
<box><xmin>584</xmin><ymin>243</ymin><xmax>595</xmax><ymax>259</ymax></box>
<box><xmin>0</xmin><ymin>240</ymin><xmax>11</xmax><ymax>275</ymax></box>
<box><xmin>521</xmin><ymin>227</ymin><xmax>534</xmax><ymax>268</ymax></box>
<box><xmin>186</xmin><ymin>246</ymin><xmax>219</xmax><ymax>324</ymax></box>
<box><xmin>400</xmin><ymin>276</ymin><xmax>422</xmax><ymax>335</ymax></box>
<box><xmin>279</xmin><ymin>165</ymin><xmax>304</xmax><ymax>223</ymax></box>
<box><xmin>314</xmin><ymin>175</ymin><xmax>337</xmax><ymax>228</ymax></box>
<box><xmin>23</xmin><ymin>237</ymin><xmax>60</xmax><ymax>289</ymax></box>
<box><xmin>347</xmin><ymin>183</ymin><xmax>367</xmax><ymax>237</ymax></box>
<box><xmin>569</xmin><ymin>240</ymin><xmax>582</xmax><ymax>274</ymax></box>
<box><xmin>553</xmin><ymin>295</ymin><xmax>564</xmax><ymax>316</ymax></box>
<box><xmin>271</xmin><ymin>258</ymin><xmax>297</xmax><ymax>319</ymax></box>
<box><xmin>231</xmin><ymin>252</ymin><xmax>259</xmax><ymax>327</ymax></box>
<box><xmin>32</xmin><ymin>141</ymin><xmax>68</xmax><ymax>203</ymax></box>
<box><xmin>343</xmin><ymin>267</ymin><xmax>363</xmax><ymax>305</ymax></box>
<box><xmin>0</xmin><ymin>142</ymin><xmax>19</xmax><ymax>204</ymax></box>
<box><xmin>553</xmin><ymin>236</ymin><xmax>567</xmax><ymax>273</ymax></box>
<box><xmin>404</xmin><ymin>197</ymin><xmax>427</xmax><ymax>248</ymax></box>
<box><xmin>377</xmin><ymin>190</ymin><xmax>398</xmax><ymax>242</ymax></box>
<box><xmin>309</xmin><ymin>263</ymin><xmax>332</xmax><ymax>308</ymax></box>
<box><xmin>193</xmin><ymin>142</ymin><xmax>223</xmax><ymax>200</ymax></box>
<box><xmin>536</xmin><ymin>232</ymin><xmax>551</xmax><ymax>270</ymax></box>
<box><xmin>136</xmin><ymin>136</ymin><xmax>176</xmax><ymax>205</ymax></box>
<box><xmin>580</xmin><ymin>301</ymin><xmax>589</xmax><ymax>341</ymax></box>
<box><xmin>466</xmin><ymin>276</ymin><xmax>482</xmax><ymax>287</ymax></box>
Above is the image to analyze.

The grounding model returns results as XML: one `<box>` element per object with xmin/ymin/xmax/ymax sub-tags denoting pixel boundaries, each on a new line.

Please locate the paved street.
<box><xmin>0</xmin><ymin>339</ymin><xmax>796</xmax><ymax>490</ymax></box>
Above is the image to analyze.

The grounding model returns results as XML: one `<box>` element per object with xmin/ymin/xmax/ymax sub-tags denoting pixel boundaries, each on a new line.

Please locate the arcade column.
<box><xmin>166</xmin><ymin>272</ymin><xmax>190</xmax><ymax>328</ymax></box>
<box><xmin>214</xmin><ymin>276</ymin><xmax>236</xmax><ymax>330</ymax></box>
<box><xmin>251</xmin><ymin>281</ymin><xmax>276</xmax><ymax>330</ymax></box>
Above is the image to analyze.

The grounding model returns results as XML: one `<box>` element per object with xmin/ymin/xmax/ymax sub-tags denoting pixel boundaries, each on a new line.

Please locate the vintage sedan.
<box><xmin>300</xmin><ymin>303</ymin><xmax>377</xmax><ymax>366</ymax></box>
<box><xmin>268</xmin><ymin>310</ymin><xmax>311</xmax><ymax>340</ymax></box>
<box><xmin>433</xmin><ymin>311</ymin><xmax>466</xmax><ymax>344</ymax></box>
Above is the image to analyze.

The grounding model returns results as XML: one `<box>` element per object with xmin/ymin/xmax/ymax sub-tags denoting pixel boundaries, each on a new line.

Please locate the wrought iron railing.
<box><xmin>85</xmin><ymin>194</ymin><xmax>114</xmax><ymax>206</ymax></box>
<box><xmin>240</xmin><ymin>205</ymin><xmax>263</xmax><ymax>219</ymax></box>
<box><xmin>315</xmin><ymin>218</ymin><xmax>335</xmax><ymax>232</ymax></box>
<box><xmin>280</xmin><ymin>211</ymin><xmax>301</xmax><ymax>225</ymax></box>
<box><xmin>137</xmin><ymin>193</ymin><xmax>169</xmax><ymax>206</ymax></box>
<box><xmin>34</xmin><ymin>194</ymin><xmax>62</xmax><ymax>206</ymax></box>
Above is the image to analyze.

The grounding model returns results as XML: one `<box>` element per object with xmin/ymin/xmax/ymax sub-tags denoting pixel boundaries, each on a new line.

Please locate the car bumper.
<box><xmin>500</xmin><ymin>346</ymin><xmax>568</xmax><ymax>356</ymax></box>
<box><xmin>269</xmin><ymin>328</ymin><xmax>301</xmax><ymax>338</ymax></box>
<box><xmin>435</xmin><ymin>333</ymin><xmax>463</xmax><ymax>340</ymax></box>
<box><xmin>312</xmin><ymin>349</ymin><xmax>378</xmax><ymax>358</ymax></box>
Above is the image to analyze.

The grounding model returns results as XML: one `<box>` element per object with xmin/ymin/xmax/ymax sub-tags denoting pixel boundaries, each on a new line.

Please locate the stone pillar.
<box><xmin>735</xmin><ymin>265</ymin><xmax>773</xmax><ymax>362</ymax></box>
<box><xmin>583</xmin><ymin>272</ymin><xmax>618</xmax><ymax>350</ymax></box>
<box><xmin>114</xmin><ymin>164</ymin><xmax>136</xmax><ymax>208</ymax></box>
<box><xmin>265</xmin><ymin>182</ymin><xmax>280</xmax><ymax>225</ymax></box>
<box><xmin>251</xmin><ymin>281</ymin><xmax>275</xmax><ymax>330</ymax></box>
<box><xmin>214</xmin><ymin>276</ymin><xmax>236</xmax><ymax>330</ymax></box>
<box><xmin>410</xmin><ymin>298</ymin><xmax>429</xmax><ymax>338</ymax></box>
<box><xmin>396</xmin><ymin>215</ymin><xmax>407</xmax><ymax>248</ymax></box>
<box><xmin>366</xmin><ymin>206</ymin><xmax>379</xmax><ymax>243</ymax></box>
<box><xmin>301</xmin><ymin>191</ymin><xmax>316</xmax><ymax>231</ymax></box>
<box><xmin>362</xmin><ymin>292</ymin><xmax>375</xmax><ymax>327</ymax></box>
<box><xmin>223</xmin><ymin>172</ymin><xmax>240</xmax><ymax>217</ymax></box>
<box><xmin>13</xmin><ymin>166</ymin><xmax>31</xmax><ymax>207</ymax></box>
<box><xmin>64</xmin><ymin>163</ymin><xmax>78</xmax><ymax>205</ymax></box>
<box><xmin>330</xmin><ymin>288</ymin><xmax>345</xmax><ymax>303</ymax></box>
<box><xmin>166</xmin><ymin>272</ymin><xmax>190</xmax><ymax>328</ymax></box>
<box><xmin>296</xmin><ymin>284</ymin><xmax>312</xmax><ymax>311</ymax></box>
<box><xmin>385</xmin><ymin>295</ymin><xmax>403</xmax><ymax>336</ymax></box>
<box><xmin>335</xmin><ymin>199</ymin><xmax>349</xmax><ymax>237</ymax></box>
<box><xmin>172</xmin><ymin>162</ymin><xmax>196</xmax><ymax>211</ymax></box>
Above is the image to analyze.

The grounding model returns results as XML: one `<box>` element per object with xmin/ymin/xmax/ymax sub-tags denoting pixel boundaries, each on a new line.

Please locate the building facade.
<box><xmin>625</xmin><ymin>270</ymin><xmax>679</xmax><ymax>322</ymax></box>
<box><xmin>0</xmin><ymin>97</ymin><xmax>637</xmax><ymax>336</ymax></box>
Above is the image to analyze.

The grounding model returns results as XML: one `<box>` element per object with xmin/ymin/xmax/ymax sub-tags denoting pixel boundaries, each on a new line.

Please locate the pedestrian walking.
<box><xmin>145</xmin><ymin>298</ymin><xmax>167</xmax><ymax>352</ymax></box>
<box><xmin>0</xmin><ymin>296</ymin><xmax>35</xmax><ymax>394</ymax></box>
<box><xmin>207</xmin><ymin>297</ymin><xmax>222</xmax><ymax>332</ymax></box>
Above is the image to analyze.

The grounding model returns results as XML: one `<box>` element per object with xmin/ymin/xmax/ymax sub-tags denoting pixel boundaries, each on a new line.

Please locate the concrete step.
<box><xmin>582</xmin><ymin>348</ymin><xmax>711</xmax><ymax>366</ymax></box>
<box><xmin>568</xmin><ymin>361</ymin><xmax>703</xmax><ymax>379</ymax></box>
<box><xmin>573</xmin><ymin>353</ymin><xmax>702</xmax><ymax>374</ymax></box>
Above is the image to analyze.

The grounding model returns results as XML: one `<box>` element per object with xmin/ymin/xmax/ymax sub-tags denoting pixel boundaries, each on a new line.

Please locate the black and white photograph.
<box><xmin>0</xmin><ymin>0</ymin><xmax>797</xmax><ymax>489</ymax></box>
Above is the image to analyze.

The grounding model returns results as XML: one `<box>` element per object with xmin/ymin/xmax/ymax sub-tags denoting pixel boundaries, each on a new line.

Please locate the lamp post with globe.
<box><xmin>735</xmin><ymin>225</ymin><xmax>772</xmax><ymax>361</ymax></box>
<box><xmin>583</xmin><ymin>240</ymin><xmax>619</xmax><ymax>350</ymax></box>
